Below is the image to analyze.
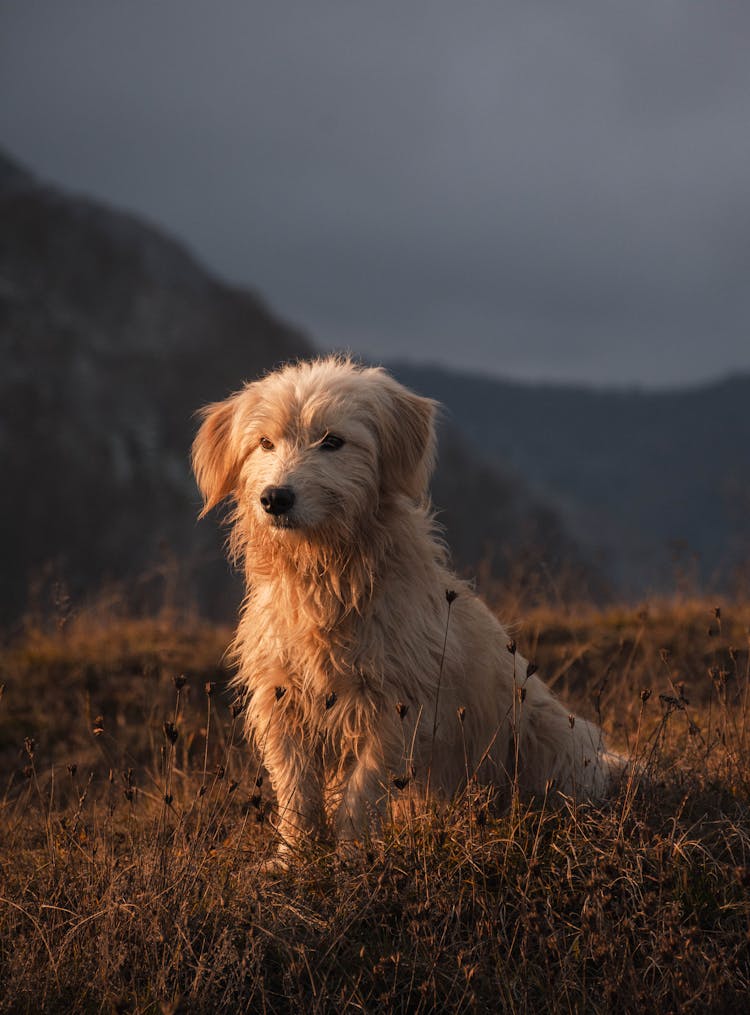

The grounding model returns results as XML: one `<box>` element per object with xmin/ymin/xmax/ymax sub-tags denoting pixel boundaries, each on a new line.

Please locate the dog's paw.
<box><xmin>258</xmin><ymin>856</ymin><xmax>289</xmax><ymax>875</ymax></box>
<box><xmin>257</xmin><ymin>845</ymin><xmax>292</xmax><ymax>874</ymax></box>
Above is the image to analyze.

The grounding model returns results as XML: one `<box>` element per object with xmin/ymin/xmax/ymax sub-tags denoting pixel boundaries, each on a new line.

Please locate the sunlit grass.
<box><xmin>1</xmin><ymin>598</ymin><xmax>749</xmax><ymax>1012</ymax></box>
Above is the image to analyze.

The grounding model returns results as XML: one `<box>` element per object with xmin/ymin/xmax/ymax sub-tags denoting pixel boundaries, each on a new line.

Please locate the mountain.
<box><xmin>391</xmin><ymin>363</ymin><xmax>750</xmax><ymax>596</ymax></box>
<box><xmin>0</xmin><ymin>150</ymin><xmax>312</xmax><ymax>622</ymax></box>
<box><xmin>8</xmin><ymin>146</ymin><xmax>738</xmax><ymax>616</ymax></box>
<box><xmin>0</xmin><ymin>150</ymin><xmax>593</xmax><ymax>623</ymax></box>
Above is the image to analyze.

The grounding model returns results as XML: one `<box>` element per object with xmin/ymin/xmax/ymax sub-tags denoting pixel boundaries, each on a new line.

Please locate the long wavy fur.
<box><xmin>193</xmin><ymin>357</ymin><xmax>615</xmax><ymax>853</ymax></box>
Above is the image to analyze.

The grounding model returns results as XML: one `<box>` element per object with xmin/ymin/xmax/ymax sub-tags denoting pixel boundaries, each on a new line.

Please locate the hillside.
<box><xmin>0</xmin><ymin>150</ymin><xmax>595</xmax><ymax>622</ymax></box>
<box><xmin>4</xmin><ymin>142</ymin><xmax>744</xmax><ymax>613</ymax></box>
<box><xmin>0</xmin><ymin>150</ymin><xmax>313</xmax><ymax>621</ymax></box>
<box><xmin>392</xmin><ymin>363</ymin><xmax>750</xmax><ymax>596</ymax></box>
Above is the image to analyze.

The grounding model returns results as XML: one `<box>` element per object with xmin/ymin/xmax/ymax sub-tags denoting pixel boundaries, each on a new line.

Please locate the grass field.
<box><xmin>1</xmin><ymin>596</ymin><xmax>749</xmax><ymax>1012</ymax></box>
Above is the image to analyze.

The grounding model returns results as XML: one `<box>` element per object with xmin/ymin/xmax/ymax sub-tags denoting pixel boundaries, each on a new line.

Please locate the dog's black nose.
<box><xmin>260</xmin><ymin>486</ymin><xmax>296</xmax><ymax>516</ymax></box>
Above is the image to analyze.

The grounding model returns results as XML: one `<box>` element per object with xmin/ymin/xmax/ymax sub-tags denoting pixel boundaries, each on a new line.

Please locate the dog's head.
<box><xmin>192</xmin><ymin>358</ymin><xmax>437</xmax><ymax>542</ymax></box>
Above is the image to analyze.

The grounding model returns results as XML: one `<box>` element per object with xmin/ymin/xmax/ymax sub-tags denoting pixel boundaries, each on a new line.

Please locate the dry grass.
<box><xmin>1</xmin><ymin>597</ymin><xmax>749</xmax><ymax>1013</ymax></box>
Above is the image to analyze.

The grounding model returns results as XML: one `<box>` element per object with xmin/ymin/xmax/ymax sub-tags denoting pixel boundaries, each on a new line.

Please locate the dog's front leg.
<box><xmin>255</xmin><ymin>693</ymin><xmax>325</xmax><ymax>850</ymax></box>
<box><xmin>333</xmin><ymin>739</ymin><xmax>386</xmax><ymax>841</ymax></box>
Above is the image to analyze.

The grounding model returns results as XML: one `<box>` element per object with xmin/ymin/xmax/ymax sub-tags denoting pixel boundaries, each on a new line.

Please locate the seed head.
<box><xmin>204</xmin><ymin>681</ymin><xmax>216</xmax><ymax>697</ymax></box>
<box><xmin>526</xmin><ymin>662</ymin><xmax>538</xmax><ymax>677</ymax></box>
<box><xmin>392</xmin><ymin>775</ymin><xmax>410</xmax><ymax>790</ymax></box>
<box><xmin>325</xmin><ymin>691</ymin><xmax>337</xmax><ymax>710</ymax></box>
<box><xmin>396</xmin><ymin>701</ymin><xmax>409</xmax><ymax>720</ymax></box>
<box><xmin>67</xmin><ymin>763</ymin><xmax>78</xmax><ymax>777</ymax></box>
<box><xmin>122</xmin><ymin>771</ymin><xmax>135</xmax><ymax>801</ymax></box>
<box><xmin>457</xmin><ymin>706</ymin><xmax>466</xmax><ymax>724</ymax></box>
<box><xmin>172</xmin><ymin>674</ymin><xmax>187</xmax><ymax>691</ymax></box>
<box><xmin>568</xmin><ymin>714</ymin><xmax>575</xmax><ymax>729</ymax></box>
<box><xmin>163</xmin><ymin>721</ymin><xmax>179</xmax><ymax>744</ymax></box>
<box><xmin>215</xmin><ymin>764</ymin><xmax>225</xmax><ymax>780</ymax></box>
<box><xmin>517</xmin><ymin>687</ymin><xmax>526</xmax><ymax>703</ymax></box>
<box><xmin>275</xmin><ymin>686</ymin><xmax>287</xmax><ymax>701</ymax></box>
<box><xmin>24</xmin><ymin>737</ymin><xmax>35</xmax><ymax>758</ymax></box>
<box><xmin>714</xmin><ymin>606</ymin><xmax>721</xmax><ymax>620</ymax></box>
<box><xmin>640</xmin><ymin>688</ymin><xmax>652</xmax><ymax>703</ymax></box>
<box><xmin>506</xmin><ymin>640</ymin><xmax>516</xmax><ymax>656</ymax></box>
<box><xmin>93</xmin><ymin>716</ymin><xmax>105</xmax><ymax>736</ymax></box>
<box><xmin>164</xmin><ymin>793</ymin><xmax>173</xmax><ymax>806</ymax></box>
<box><xmin>445</xmin><ymin>589</ymin><xmax>458</xmax><ymax>604</ymax></box>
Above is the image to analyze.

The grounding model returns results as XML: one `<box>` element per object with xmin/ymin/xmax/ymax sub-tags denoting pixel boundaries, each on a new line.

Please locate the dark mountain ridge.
<box><xmin>391</xmin><ymin>363</ymin><xmax>750</xmax><ymax>595</ymax></box>
<box><xmin>0</xmin><ymin>150</ymin><xmax>594</xmax><ymax>623</ymax></box>
<box><xmin>5</xmin><ymin>144</ymin><xmax>742</xmax><ymax>619</ymax></box>
<box><xmin>0</xmin><ymin>151</ymin><xmax>313</xmax><ymax>621</ymax></box>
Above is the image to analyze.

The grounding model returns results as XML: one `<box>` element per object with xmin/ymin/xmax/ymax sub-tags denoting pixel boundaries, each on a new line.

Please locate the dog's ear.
<box><xmin>376</xmin><ymin>377</ymin><xmax>438</xmax><ymax>500</ymax></box>
<box><xmin>192</xmin><ymin>393</ymin><xmax>244</xmax><ymax>517</ymax></box>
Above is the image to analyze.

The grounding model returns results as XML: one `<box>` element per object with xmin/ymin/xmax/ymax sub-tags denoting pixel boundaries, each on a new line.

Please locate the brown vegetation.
<box><xmin>1</xmin><ymin>597</ymin><xmax>748</xmax><ymax>1012</ymax></box>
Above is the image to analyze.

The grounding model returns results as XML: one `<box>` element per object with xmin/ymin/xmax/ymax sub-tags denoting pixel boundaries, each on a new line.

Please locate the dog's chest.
<box><xmin>246</xmin><ymin>585</ymin><xmax>378</xmax><ymax>695</ymax></box>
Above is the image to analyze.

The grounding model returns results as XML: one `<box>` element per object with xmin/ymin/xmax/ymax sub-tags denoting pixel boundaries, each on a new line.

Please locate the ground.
<box><xmin>1</xmin><ymin>596</ymin><xmax>748</xmax><ymax>1012</ymax></box>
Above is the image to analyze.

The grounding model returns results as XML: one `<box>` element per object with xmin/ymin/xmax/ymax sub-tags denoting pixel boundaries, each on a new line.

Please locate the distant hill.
<box><xmin>7</xmin><ymin>146</ymin><xmax>740</xmax><ymax>615</ymax></box>
<box><xmin>391</xmin><ymin>363</ymin><xmax>750</xmax><ymax>596</ymax></box>
<box><xmin>0</xmin><ymin>150</ymin><xmax>313</xmax><ymax>621</ymax></box>
<box><xmin>0</xmin><ymin>150</ymin><xmax>593</xmax><ymax>623</ymax></box>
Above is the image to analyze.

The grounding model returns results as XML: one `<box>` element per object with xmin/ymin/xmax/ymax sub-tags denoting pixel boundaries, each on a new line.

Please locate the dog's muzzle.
<box><xmin>260</xmin><ymin>485</ymin><xmax>296</xmax><ymax>516</ymax></box>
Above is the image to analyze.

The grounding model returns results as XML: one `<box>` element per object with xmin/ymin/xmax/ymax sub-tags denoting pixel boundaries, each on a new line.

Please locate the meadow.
<box><xmin>1</xmin><ymin>594</ymin><xmax>748</xmax><ymax>1013</ymax></box>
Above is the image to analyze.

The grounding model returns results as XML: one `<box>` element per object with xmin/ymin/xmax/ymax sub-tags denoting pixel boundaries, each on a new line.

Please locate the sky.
<box><xmin>1</xmin><ymin>0</ymin><xmax>749</xmax><ymax>387</ymax></box>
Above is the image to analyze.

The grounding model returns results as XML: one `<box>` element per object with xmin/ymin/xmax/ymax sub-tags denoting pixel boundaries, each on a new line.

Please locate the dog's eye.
<box><xmin>319</xmin><ymin>434</ymin><xmax>345</xmax><ymax>451</ymax></box>
<box><xmin>259</xmin><ymin>437</ymin><xmax>275</xmax><ymax>452</ymax></box>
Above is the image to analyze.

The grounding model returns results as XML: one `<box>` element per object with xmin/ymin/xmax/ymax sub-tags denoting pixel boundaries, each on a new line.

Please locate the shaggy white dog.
<box><xmin>193</xmin><ymin>358</ymin><xmax>612</xmax><ymax>852</ymax></box>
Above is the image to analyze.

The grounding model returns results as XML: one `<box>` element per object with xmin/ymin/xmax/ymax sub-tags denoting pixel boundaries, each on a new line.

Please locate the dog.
<box><xmin>192</xmin><ymin>357</ymin><xmax>613</xmax><ymax>853</ymax></box>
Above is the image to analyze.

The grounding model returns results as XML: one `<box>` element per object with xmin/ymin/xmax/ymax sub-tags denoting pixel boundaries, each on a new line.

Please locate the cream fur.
<box><xmin>193</xmin><ymin>357</ymin><xmax>612</xmax><ymax>850</ymax></box>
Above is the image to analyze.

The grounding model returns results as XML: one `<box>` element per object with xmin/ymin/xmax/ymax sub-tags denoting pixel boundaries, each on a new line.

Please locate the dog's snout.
<box><xmin>260</xmin><ymin>485</ymin><xmax>296</xmax><ymax>516</ymax></box>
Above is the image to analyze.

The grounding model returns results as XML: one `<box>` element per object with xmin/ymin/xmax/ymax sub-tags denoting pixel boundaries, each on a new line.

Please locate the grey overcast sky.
<box><xmin>1</xmin><ymin>1</ymin><xmax>749</xmax><ymax>387</ymax></box>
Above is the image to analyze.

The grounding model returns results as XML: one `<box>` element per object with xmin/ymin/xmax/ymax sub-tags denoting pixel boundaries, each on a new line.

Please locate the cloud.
<box><xmin>2</xmin><ymin>0</ymin><xmax>749</xmax><ymax>385</ymax></box>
